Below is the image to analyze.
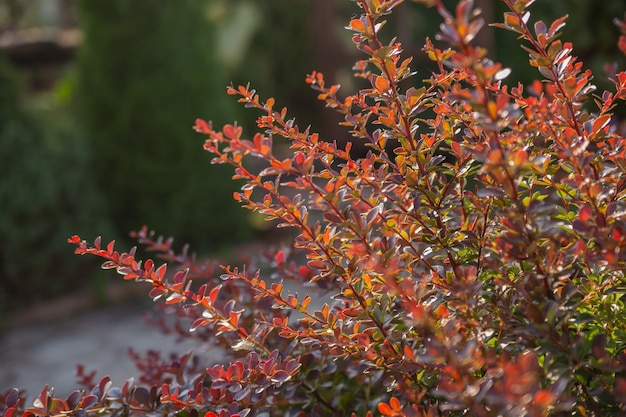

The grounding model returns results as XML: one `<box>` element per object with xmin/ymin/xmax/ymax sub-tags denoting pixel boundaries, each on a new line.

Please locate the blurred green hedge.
<box><xmin>0</xmin><ymin>57</ymin><xmax>112</xmax><ymax>315</ymax></box>
<box><xmin>74</xmin><ymin>0</ymin><xmax>251</xmax><ymax>251</ymax></box>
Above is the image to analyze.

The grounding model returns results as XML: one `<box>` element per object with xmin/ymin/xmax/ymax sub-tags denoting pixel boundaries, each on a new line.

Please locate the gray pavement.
<box><xmin>0</xmin><ymin>278</ymin><xmax>322</xmax><ymax>402</ymax></box>
<box><xmin>0</xmin><ymin>302</ymin><xmax>207</xmax><ymax>400</ymax></box>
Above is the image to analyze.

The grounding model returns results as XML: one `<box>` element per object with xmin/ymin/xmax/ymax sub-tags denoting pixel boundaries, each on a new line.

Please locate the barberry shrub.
<box><xmin>4</xmin><ymin>0</ymin><xmax>626</xmax><ymax>416</ymax></box>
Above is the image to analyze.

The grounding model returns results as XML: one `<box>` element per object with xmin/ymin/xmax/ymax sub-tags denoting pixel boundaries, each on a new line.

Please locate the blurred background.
<box><xmin>0</xmin><ymin>0</ymin><xmax>624</xmax><ymax>321</ymax></box>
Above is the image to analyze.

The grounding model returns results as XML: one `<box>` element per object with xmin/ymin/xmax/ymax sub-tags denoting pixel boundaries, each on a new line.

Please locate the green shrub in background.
<box><xmin>74</xmin><ymin>0</ymin><xmax>251</xmax><ymax>250</ymax></box>
<box><xmin>231</xmin><ymin>0</ymin><xmax>317</xmax><ymax>129</ymax></box>
<box><xmin>212</xmin><ymin>0</ymin><xmax>360</xmax><ymax>139</ymax></box>
<box><xmin>0</xmin><ymin>57</ymin><xmax>112</xmax><ymax>315</ymax></box>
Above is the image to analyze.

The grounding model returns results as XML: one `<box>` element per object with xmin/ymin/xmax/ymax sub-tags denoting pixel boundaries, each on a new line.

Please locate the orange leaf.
<box><xmin>375</xmin><ymin>75</ymin><xmax>390</xmax><ymax>92</ymax></box>
<box><xmin>389</xmin><ymin>396</ymin><xmax>401</xmax><ymax>411</ymax></box>
<box><xmin>592</xmin><ymin>114</ymin><xmax>611</xmax><ymax>135</ymax></box>
<box><xmin>378</xmin><ymin>402</ymin><xmax>393</xmax><ymax>416</ymax></box>
<box><xmin>533</xmin><ymin>390</ymin><xmax>555</xmax><ymax>407</ymax></box>
<box><xmin>349</xmin><ymin>18</ymin><xmax>365</xmax><ymax>32</ymax></box>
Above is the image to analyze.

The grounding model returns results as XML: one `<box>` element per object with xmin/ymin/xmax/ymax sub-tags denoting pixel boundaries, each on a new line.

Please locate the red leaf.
<box><xmin>293</xmin><ymin>152</ymin><xmax>306</xmax><ymax>167</ymax></box>
<box><xmin>579</xmin><ymin>205</ymin><xmax>592</xmax><ymax>222</ymax></box>
<box><xmin>149</xmin><ymin>287</ymin><xmax>166</xmax><ymax>300</ymax></box>
<box><xmin>173</xmin><ymin>268</ymin><xmax>188</xmax><ymax>284</ymax></box>
<box><xmin>68</xmin><ymin>235</ymin><xmax>81</xmax><ymax>245</ymax></box>
<box><xmin>144</xmin><ymin>259</ymin><xmax>154</xmax><ymax>272</ymax></box>
<box><xmin>194</xmin><ymin>119</ymin><xmax>211</xmax><ymax>134</ymax></box>
<box><xmin>223</xmin><ymin>124</ymin><xmax>242</xmax><ymax>140</ymax></box>
<box><xmin>165</xmin><ymin>293</ymin><xmax>185</xmax><ymax>304</ymax></box>
<box><xmin>275</xmin><ymin>250</ymin><xmax>286</xmax><ymax>265</ymax></box>
<box><xmin>403</xmin><ymin>345</ymin><xmax>415</xmax><ymax>360</ymax></box>
<box><xmin>619</xmin><ymin>36</ymin><xmax>626</xmax><ymax>56</ymax></box>
<box><xmin>209</xmin><ymin>285</ymin><xmax>221</xmax><ymax>305</ymax></box>
<box><xmin>270</xmin><ymin>370</ymin><xmax>291</xmax><ymax>384</ymax></box>
<box><xmin>229</xmin><ymin>310</ymin><xmax>240</xmax><ymax>327</ymax></box>
<box><xmin>155</xmin><ymin>263</ymin><xmax>167</xmax><ymax>280</ymax></box>
<box><xmin>190</xmin><ymin>318</ymin><xmax>209</xmax><ymax>332</ymax></box>
<box><xmin>323</xmin><ymin>212</ymin><xmax>343</xmax><ymax>224</ymax></box>
<box><xmin>106</xmin><ymin>240</ymin><xmax>115</xmax><ymax>255</ymax></box>
<box><xmin>297</xmin><ymin>265</ymin><xmax>312</xmax><ymax>279</ymax></box>
<box><xmin>98</xmin><ymin>376</ymin><xmax>111</xmax><ymax>398</ymax></box>
<box><xmin>450</xmin><ymin>140</ymin><xmax>462</xmax><ymax>158</ymax></box>
<box><xmin>79</xmin><ymin>395</ymin><xmax>98</xmax><ymax>409</ymax></box>
<box><xmin>35</xmin><ymin>385</ymin><xmax>49</xmax><ymax>410</ymax></box>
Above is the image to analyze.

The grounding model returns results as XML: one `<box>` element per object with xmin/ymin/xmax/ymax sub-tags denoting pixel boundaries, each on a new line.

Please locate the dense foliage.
<box><xmin>4</xmin><ymin>0</ymin><xmax>626</xmax><ymax>415</ymax></box>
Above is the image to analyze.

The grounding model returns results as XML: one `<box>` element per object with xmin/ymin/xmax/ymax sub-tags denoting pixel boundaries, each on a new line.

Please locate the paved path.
<box><xmin>0</xmin><ymin>302</ymin><xmax>206</xmax><ymax>400</ymax></box>
<box><xmin>0</xmin><ymin>281</ymin><xmax>321</xmax><ymax>402</ymax></box>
